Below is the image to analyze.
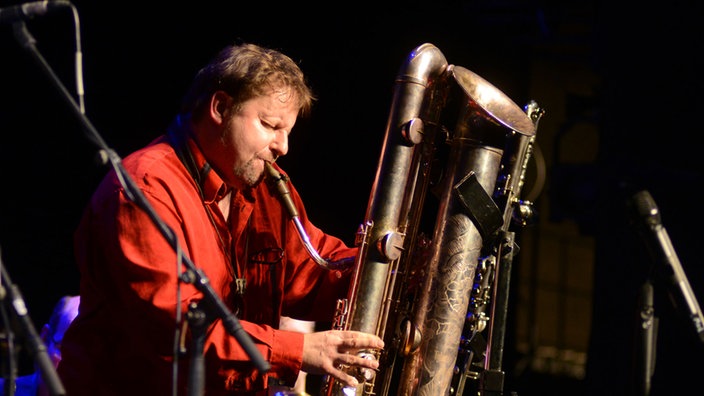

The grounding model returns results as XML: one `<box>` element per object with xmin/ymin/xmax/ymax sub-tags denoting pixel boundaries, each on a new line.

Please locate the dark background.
<box><xmin>1</xmin><ymin>1</ymin><xmax>703</xmax><ymax>395</ymax></box>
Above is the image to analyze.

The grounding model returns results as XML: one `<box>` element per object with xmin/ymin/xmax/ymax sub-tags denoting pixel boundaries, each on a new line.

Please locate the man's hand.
<box><xmin>302</xmin><ymin>330</ymin><xmax>384</xmax><ymax>388</ymax></box>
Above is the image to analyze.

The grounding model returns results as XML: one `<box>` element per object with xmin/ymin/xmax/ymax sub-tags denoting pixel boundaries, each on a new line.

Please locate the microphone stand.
<box><xmin>185</xmin><ymin>301</ymin><xmax>209</xmax><ymax>396</ymax></box>
<box><xmin>627</xmin><ymin>190</ymin><xmax>704</xmax><ymax>394</ymax></box>
<box><xmin>0</xmin><ymin>248</ymin><xmax>66</xmax><ymax>396</ymax></box>
<box><xmin>633</xmin><ymin>280</ymin><xmax>657</xmax><ymax>396</ymax></box>
<box><xmin>10</xmin><ymin>18</ymin><xmax>271</xmax><ymax>395</ymax></box>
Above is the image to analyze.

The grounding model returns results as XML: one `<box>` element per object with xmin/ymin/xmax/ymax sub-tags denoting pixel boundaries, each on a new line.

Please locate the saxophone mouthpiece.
<box><xmin>264</xmin><ymin>160</ymin><xmax>279</xmax><ymax>180</ymax></box>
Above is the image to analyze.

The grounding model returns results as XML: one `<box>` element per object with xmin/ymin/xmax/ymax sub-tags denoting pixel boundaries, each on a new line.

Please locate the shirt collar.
<box><xmin>184</xmin><ymin>137</ymin><xmax>230</xmax><ymax>204</ymax></box>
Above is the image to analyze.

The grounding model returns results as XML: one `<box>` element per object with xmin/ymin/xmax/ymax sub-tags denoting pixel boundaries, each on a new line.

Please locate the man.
<box><xmin>1</xmin><ymin>295</ymin><xmax>80</xmax><ymax>396</ymax></box>
<box><xmin>57</xmin><ymin>42</ymin><xmax>382</xmax><ymax>395</ymax></box>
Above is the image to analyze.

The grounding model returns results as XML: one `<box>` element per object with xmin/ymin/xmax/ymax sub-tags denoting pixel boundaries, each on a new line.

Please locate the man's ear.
<box><xmin>210</xmin><ymin>91</ymin><xmax>231</xmax><ymax>124</ymax></box>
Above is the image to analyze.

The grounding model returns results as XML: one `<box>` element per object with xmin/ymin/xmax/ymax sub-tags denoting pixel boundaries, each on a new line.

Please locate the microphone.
<box><xmin>629</xmin><ymin>190</ymin><xmax>704</xmax><ymax>344</ymax></box>
<box><xmin>0</xmin><ymin>0</ymin><xmax>71</xmax><ymax>25</ymax></box>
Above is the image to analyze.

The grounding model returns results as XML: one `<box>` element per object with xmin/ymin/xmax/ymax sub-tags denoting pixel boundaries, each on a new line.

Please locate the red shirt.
<box><xmin>58</xmin><ymin>134</ymin><xmax>356</xmax><ymax>395</ymax></box>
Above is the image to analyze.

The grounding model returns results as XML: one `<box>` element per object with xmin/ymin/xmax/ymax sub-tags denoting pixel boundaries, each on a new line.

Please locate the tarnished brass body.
<box><xmin>321</xmin><ymin>43</ymin><xmax>537</xmax><ymax>396</ymax></box>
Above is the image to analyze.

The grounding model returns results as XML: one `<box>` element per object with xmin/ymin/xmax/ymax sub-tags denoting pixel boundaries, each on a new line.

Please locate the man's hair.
<box><xmin>180</xmin><ymin>42</ymin><xmax>315</xmax><ymax>119</ymax></box>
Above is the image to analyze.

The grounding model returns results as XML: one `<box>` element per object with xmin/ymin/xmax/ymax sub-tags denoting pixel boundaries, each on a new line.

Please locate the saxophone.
<box><xmin>385</xmin><ymin>67</ymin><xmax>538</xmax><ymax>396</ymax></box>
<box><xmin>452</xmin><ymin>100</ymin><xmax>544</xmax><ymax>396</ymax></box>
<box><xmin>270</xmin><ymin>42</ymin><xmax>540</xmax><ymax>396</ymax></box>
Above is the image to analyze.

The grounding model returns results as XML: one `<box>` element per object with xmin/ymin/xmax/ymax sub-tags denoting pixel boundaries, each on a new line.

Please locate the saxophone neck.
<box><xmin>264</xmin><ymin>161</ymin><xmax>354</xmax><ymax>272</ymax></box>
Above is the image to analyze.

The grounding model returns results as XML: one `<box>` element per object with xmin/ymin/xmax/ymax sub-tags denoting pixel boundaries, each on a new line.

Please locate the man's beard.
<box><xmin>234</xmin><ymin>158</ymin><xmax>263</xmax><ymax>187</ymax></box>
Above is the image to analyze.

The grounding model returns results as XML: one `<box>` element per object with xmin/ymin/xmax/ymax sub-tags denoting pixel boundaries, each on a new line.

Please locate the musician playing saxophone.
<box><xmin>57</xmin><ymin>42</ymin><xmax>383</xmax><ymax>396</ymax></box>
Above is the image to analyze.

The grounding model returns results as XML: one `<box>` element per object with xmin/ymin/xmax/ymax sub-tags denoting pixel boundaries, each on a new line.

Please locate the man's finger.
<box><xmin>332</xmin><ymin>367</ymin><xmax>360</xmax><ymax>389</ymax></box>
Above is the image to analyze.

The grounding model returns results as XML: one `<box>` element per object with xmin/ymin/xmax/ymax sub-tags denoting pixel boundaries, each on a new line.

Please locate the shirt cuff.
<box><xmin>269</xmin><ymin>329</ymin><xmax>304</xmax><ymax>386</ymax></box>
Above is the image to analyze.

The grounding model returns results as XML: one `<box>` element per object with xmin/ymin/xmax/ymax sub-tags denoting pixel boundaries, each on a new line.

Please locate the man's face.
<box><xmin>215</xmin><ymin>88</ymin><xmax>299</xmax><ymax>188</ymax></box>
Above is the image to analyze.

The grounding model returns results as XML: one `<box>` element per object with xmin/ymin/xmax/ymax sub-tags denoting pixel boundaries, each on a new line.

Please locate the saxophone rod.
<box><xmin>264</xmin><ymin>161</ymin><xmax>353</xmax><ymax>271</ymax></box>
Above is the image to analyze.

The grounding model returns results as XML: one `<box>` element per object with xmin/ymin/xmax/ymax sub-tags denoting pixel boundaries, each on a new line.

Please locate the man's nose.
<box><xmin>271</xmin><ymin>130</ymin><xmax>288</xmax><ymax>157</ymax></box>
